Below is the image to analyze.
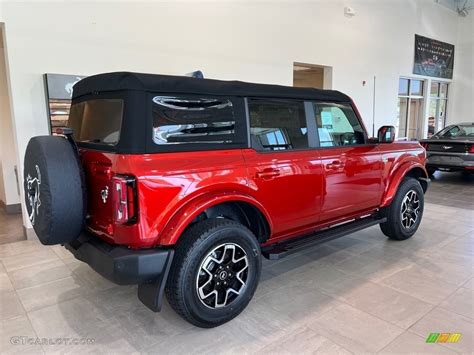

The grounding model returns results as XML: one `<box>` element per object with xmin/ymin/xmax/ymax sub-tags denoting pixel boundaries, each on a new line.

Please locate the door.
<box><xmin>397</xmin><ymin>78</ymin><xmax>425</xmax><ymax>140</ymax></box>
<box><xmin>243</xmin><ymin>98</ymin><xmax>324</xmax><ymax>239</ymax></box>
<box><xmin>309</xmin><ymin>101</ymin><xmax>383</xmax><ymax>223</ymax></box>
<box><xmin>427</xmin><ymin>81</ymin><xmax>449</xmax><ymax>137</ymax></box>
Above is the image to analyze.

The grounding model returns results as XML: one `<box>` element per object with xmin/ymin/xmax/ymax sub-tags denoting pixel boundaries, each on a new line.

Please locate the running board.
<box><xmin>261</xmin><ymin>216</ymin><xmax>386</xmax><ymax>260</ymax></box>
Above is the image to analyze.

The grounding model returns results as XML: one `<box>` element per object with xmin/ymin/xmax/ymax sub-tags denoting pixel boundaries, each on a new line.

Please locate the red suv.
<box><xmin>24</xmin><ymin>72</ymin><xmax>429</xmax><ymax>327</ymax></box>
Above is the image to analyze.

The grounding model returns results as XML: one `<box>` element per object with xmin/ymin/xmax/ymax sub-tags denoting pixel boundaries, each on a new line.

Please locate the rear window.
<box><xmin>68</xmin><ymin>99</ymin><xmax>124</xmax><ymax>145</ymax></box>
<box><xmin>152</xmin><ymin>96</ymin><xmax>236</xmax><ymax>145</ymax></box>
<box><xmin>436</xmin><ymin>125</ymin><xmax>474</xmax><ymax>138</ymax></box>
<box><xmin>248</xmin><ymin>99</ymin><xmax>308</xmax><ymax>151</ymax></box>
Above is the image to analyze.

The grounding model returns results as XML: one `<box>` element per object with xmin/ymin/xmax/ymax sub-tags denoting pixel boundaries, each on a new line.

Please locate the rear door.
<box><xmin>243</xmin><ymin>98</ymin><xmax>324</xmax><ymax>239</ymax></box>
<box><xmin>307</xmin><ymin>102</ymin><xmax>383</xmax><ymax>223</ymax></box>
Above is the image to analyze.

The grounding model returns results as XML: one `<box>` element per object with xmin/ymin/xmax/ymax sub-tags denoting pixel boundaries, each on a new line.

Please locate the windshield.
<box><xmin>68</xmin><ymin>99</ymin><xmax>124</xmax><ymax>145</ymax></box>
<box><xmin>435</xmin><ymin>124</ymin><xmax>474</xmax><ymax>138</ymax></box>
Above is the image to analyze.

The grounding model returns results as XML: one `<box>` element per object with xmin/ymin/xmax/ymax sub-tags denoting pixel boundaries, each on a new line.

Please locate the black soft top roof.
<box><xmin>72</xmin><ymin>71</ymin><xmax>351</xmax><ymax>102</ymax></box>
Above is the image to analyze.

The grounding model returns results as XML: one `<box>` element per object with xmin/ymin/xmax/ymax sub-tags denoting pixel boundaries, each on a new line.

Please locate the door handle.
<box><xmin>326</xmin><ymin>160</ymin><xmax>344</xmax><ymax>170</ymax></box>
<box><xmin>255</xmin><ymin>168</ymin><xmax>280</xmax><ymax>179</ymax></box>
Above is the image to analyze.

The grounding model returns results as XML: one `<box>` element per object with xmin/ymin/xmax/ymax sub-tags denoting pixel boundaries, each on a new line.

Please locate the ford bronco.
<box><xmin>24</xmin><ymin>72</ymin><xmax>429</xmax><ymax>327</ymax></box>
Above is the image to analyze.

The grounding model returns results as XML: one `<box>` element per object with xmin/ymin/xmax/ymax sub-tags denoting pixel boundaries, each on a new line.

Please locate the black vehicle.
<box><xmin>420</xmin><ymin>122</ymin><xmax>474</xmax><ymax>175</ymax></box>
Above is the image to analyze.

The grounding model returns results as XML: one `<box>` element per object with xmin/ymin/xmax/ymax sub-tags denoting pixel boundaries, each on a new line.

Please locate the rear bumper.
<box><xmin>65</xmin><ymin>232</ymin><xmax>174</xmax><ymax>285</ymax></box>
<box><xmin>426</xmin><ymin>152</ymin><xmax>474</xmax><ymax>171</ymax></box>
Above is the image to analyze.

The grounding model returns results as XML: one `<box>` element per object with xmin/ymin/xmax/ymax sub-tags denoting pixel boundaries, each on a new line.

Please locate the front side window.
<box><xmin>152</xmin><ymin>96</ymin><xmax>236</xmax><ymax>145</ymax></box>
<box><xmin>248</xmin><ymin>99</ymin><xmax>308</xmax><ymax>151</ymax></box>
<box><xmin>312</xmin><ymin>102</ymin><xmax>365</xmax><ymax>147</ymax></box>
<box><xmin>68</xmin><ymin>99</ymin><xmax>124</xmax><ymax>145</ymax></box>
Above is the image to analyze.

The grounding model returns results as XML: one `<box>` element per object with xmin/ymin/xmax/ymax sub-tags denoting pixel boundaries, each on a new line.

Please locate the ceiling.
<box><xmin>435</xmin><ymin>0</ymin><xmax>474</xmax><ymax>15</ymax></box>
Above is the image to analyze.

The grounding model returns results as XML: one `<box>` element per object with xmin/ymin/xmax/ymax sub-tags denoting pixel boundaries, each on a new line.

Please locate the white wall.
<box><xmin>0</xmin><ymin>29</ymin><xmax>19</xmax><ymax>207</ymax></box>
<box><xmin>0</xmin><ymin>0</ymin><xmax>468</xmax><ymax>228</ymax></box>
<box><xmin>449</xmin><ymin>12</ymin><xmax>473</xmax><ymax>124</ymax></box>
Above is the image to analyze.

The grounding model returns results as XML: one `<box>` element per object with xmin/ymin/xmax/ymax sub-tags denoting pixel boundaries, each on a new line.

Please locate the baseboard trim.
<box><xmin>23</xmin><ymin>226</ymin><xmax>39</xmax><ymax>241</ymax></box>
<box><xmin>0</xmin><ymin>200</ymin><xmax>22</xmax><ymax>214</ymax></box>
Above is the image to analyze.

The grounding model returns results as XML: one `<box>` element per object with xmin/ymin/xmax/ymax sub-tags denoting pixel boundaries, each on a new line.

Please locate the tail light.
<box><xmin>469</xmin><ymin>144</ymin><xmax>474</xmax><ymax>153</ymax></box>
<box><xmin>112</xmin><ymin>175</ymin><xmax>138</xmax><ymax>224</ymax></box>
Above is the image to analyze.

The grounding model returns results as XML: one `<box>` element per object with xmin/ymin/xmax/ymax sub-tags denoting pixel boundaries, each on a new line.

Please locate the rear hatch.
<box><xmin>68</xmin><ymin>97</ymin><xmax>128</xmax><ymax>240</ymax></box>
<box><xmin>425</xmin><ymin>140</ymin><xmax>473</xmax><ymax>153</ymax></box>
<box><xmin>80</xmin><ymin>151</ymin><xmax>116</xmax><ymax>238</ymax></box>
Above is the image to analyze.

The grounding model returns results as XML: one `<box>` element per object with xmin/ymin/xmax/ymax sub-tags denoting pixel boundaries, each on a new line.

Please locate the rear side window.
<box><xmin>152</xmin><ymin>96</ymin><xmax>236</xmax><ymax>145</ymax></box>
<box><xmin>311</xmin><ymin>102</ymin><xmax>365</xmax><ymax>147</ymax></box>
<box><xmin>248</xmin><ymin>99</ymin><xmax>308</xmax><ymax>151</ymax></box>
<box><xmin>68</xmin><ymin>99</ymin><xmax>124</xmax><ymax>145</ymax></box>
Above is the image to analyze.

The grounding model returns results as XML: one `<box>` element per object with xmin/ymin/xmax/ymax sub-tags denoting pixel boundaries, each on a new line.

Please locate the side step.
<box><xmin>261</xmin><ymin>216</ymin><xmax>386</xmax><ymax>260</ymax></box>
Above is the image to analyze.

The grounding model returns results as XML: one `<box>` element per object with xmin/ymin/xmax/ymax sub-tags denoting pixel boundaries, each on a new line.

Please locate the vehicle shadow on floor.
<box><xmin>53</xmin><ymin>174</ymin><xmax>473</xmax><ymax>352</ymax></box>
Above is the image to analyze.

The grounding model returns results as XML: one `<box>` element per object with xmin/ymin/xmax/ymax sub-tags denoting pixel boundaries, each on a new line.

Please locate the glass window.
<box><xmin>68</xmin><ymin>99</ymin><xmax>124</xmax><ymax>145</ymax></box>
<box><xmin>436</xmin><ymin>124</ymin><xmax>474</xmax><ymax>138</ymax></box>
<box><xmin>440</xmin><ymin>83</ymin><xmax>448</xmax><ymax>98</ymax></box>
<box><xmin>152</xmin><ymin>96</ymin><xmax>236</xmax><ymax>145</ymax></box>
<box><xmin>397</xmin><ymin>98</ymin><xmax>409</xmax><ymax>138</ymax></box>
<box><xmin>407</xmin><ymin>98</ymin><xmax>423</xmax><ymax>140</ymax></box>
<box><xmin>312</xmin><ymin>102</ymin><xmax>365</xmax><ymax>147</ymax></box>
<box><xmin>248</xmin><ymin>99</ymin><xmax>307</xmax><ymax>151</ymax></box>
<box><xmin>410</xmin><ymin>80</ymin><xmax>423</xmax><ymax>96</ymax></box>
<box><xmin>430</xmin><ymin>82</ymin><xmax>439</xmax><ymax>97</ymax></box>
<box><xmin>398</xmin><ymin>78</ymin><xmax>409</xmax><ymax>95</ymax></box>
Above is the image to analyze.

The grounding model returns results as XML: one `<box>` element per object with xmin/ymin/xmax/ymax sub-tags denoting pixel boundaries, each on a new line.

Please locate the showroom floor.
<box><xmin>0</xmin><ymin>209</ymin><xmax>23</xmax><ymax>245</ymax></box>
<box><xmin>0</xmin><ymin>172</ymin><xmax>472</xmax><ymax>354</ymax></box>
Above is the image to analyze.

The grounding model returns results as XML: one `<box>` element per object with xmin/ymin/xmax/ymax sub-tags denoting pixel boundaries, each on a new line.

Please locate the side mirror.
<box><xmin>377</xmin><ymin>125</ymin><xmax>396</xmax><ymax>144</ymax></box>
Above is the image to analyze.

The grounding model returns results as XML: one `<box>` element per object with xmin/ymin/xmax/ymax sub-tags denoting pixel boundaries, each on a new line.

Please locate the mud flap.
<box><xmin>137</xmin><ymin>250</ymin><xmax>174</xmax><ymax>312</ymax></box>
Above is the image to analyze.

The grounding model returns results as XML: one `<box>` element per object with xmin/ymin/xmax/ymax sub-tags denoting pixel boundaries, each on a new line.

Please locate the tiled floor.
<box><xmin>0</xmin><ymin>209</ymin><xmax>24</xmax><ymax>245</ymax></box>
<box><xmin>0</xmin><ymin>172</ymin><xmax>472</xmax><ymax>354</ymax></box>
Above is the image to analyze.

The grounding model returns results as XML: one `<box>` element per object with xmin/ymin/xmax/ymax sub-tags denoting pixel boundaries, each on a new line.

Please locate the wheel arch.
<box><xmin>158</xmin><ymin>193</ymin><xmax>273</xmax><ymax>246</ymax></box>
<box><xmin>381</xmin><ymin>162</ymin><xmax>429</xmax><ymax>208</ymax></box>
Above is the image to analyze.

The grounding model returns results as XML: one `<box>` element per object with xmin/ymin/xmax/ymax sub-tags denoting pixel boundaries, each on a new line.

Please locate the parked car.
<box><xmin>24</xmin><ymin>72</ymin><xmax>429</xmax><ymax>327</ymax></box>
<box><xmin>420</xmin><ymin>122</ymin><xmax>474</xmax><ymax>175</ymax></box>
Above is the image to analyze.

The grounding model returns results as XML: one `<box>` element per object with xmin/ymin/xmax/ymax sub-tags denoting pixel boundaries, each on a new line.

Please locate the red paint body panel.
<box><xmin>80</xmin><ymin>139</ymin><xmax>426</xmax><ymax>249</ymax></box>
<box><xmin>318</xmin><ymin>145</ymin><xmax>383</xmax><ymax>222</ymax></box>
<box><xmin>379</xmin><ymin>142</ymin><xmax>428</xmax><ymax>207</ymax></box>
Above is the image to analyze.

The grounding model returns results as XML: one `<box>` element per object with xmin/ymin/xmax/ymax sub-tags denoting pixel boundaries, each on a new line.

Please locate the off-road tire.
<box><xmin>165</xmin><ymin>218</ymin><xmax>261</xmax><ymax>328</ymax></box>
<box><xmin>380</xmin><ymin>177</ymin><xmax>424</xmax><ymax>240</ymax></box>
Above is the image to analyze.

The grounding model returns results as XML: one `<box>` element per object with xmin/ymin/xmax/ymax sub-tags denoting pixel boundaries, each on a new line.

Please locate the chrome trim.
<box><xmin>101</xmin><ymin>186</ymin><xmax>109</xmax><ymax>204</ymax></box>
<box><xmin>152</xmin><ymin>96</ymin><xmax>232</xmax><ymax>111</ymax></box>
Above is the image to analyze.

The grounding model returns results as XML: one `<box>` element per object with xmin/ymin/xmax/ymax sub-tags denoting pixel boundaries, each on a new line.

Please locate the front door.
<box><xmin>243</xmin><ymin>98</ymin><xmax>324</xmax><ymax>239</ymax></box>
<box><xmin>308</xmin><ymin>101</ymin><xmax>383</xmax><ymax>223</ymax></box>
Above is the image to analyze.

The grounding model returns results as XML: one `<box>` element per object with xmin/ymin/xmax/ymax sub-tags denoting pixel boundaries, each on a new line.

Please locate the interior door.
<box><xmin>243</xmin><ymin>99</ymin><xmax>324</xmax><ymax>239</ymax></box>
<box><xmin>310</xmin><ymin>101</ymin><xmax>383</xmax><ymax>223</ymax></box>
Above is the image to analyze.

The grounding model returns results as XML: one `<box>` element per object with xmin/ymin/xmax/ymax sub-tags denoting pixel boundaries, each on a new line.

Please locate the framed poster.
<box><xmin>44</xmin><ymin>73</ymin><xmax>86</xmax><ymax>133</ymax></box>
<box><xmin>413</xmin><ymin>34</ymin><xmax>454</xmax><ymax>79</ymax></box>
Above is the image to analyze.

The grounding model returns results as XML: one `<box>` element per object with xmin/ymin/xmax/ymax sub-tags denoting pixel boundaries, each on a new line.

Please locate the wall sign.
<box><xmin>413</xmin><ymin>34</ymin><xmax>454</xmax><ymax>79</ymax></box>
<box><xmin>44</xmin><ymin>73</ymin><xmax>86</xmax><ymax>132</ymax></box>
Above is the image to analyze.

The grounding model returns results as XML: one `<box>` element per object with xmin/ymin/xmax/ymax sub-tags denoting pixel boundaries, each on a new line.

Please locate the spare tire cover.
<box><xmin>23</xmin><ymin>136</ymin><xmax>85</xmax><ymax>245</ymax></box>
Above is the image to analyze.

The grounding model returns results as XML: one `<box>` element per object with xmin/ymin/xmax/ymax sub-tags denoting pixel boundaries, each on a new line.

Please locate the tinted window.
<box><xmin>436</xmin><ymin>125</ymin><xmax>474</xmax><ymax>138</ymax></box>
<box><xmin>248</xmin><ymin>99</ymin><xmax>308</xmax><ymax>151</ymax></box>
<box><xmin>152</xmin><ymin>96</ymin><xmax>236</xmax><ymax>145</ymax></box>
<box><xmin>68</xmin><ymin>99</ymin><xmax>123</xmax><ymax>145</ymax></box>
<box><xmin>312</xmin><ymin>102</ymin><xmax>365</xmax><ymax>147</ymax></box>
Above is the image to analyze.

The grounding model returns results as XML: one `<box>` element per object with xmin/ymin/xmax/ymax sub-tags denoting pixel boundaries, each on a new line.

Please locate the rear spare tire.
<box><xmin>23</xmin><ymin>136</ymin><xmax>85</xmax><ymax>245</ymax></box>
